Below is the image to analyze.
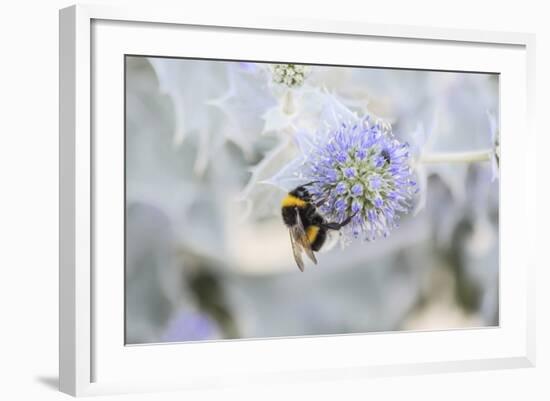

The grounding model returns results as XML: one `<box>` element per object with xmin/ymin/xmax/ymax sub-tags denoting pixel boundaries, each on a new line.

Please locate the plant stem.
<box><xmin>282</xmin><ymin>90</ymin><xmax>294</xmax><ymax>115</ymax></box>
<box><xmin>419</xmin><ymin>149</ymin><xmax>493</xmax><ymax>164</ymax></box>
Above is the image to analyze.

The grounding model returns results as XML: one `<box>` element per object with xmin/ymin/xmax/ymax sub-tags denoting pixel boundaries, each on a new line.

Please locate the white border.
<box><xmin>59</xmin><ymin>4</ymin><xmax>536</xmax><ymax>397</ymax></box>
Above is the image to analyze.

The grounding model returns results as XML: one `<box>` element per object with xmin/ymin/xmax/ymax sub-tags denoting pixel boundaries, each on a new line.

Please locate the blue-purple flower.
<box><xmin>263</xmin><ymin>94</ymin><xmax>417</xmax><ymax>242</ymax></box>
<box><xmin>161</xmin><ymin>310</ymin><xmax>219</xmax><ymax>343</ymax></box>
<box><xmin>305</xmin><ymin>118</ymin><xmax>417</xmax><ymax>241</ymax></box>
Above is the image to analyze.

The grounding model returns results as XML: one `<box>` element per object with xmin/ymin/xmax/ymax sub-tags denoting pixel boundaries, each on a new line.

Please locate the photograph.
<box><xmin>124</xmin><ymin>56</ymin><xmax>500</xmax><ymax>345</ymax></box>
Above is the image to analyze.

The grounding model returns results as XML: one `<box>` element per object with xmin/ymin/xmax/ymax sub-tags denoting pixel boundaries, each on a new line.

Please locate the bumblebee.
<box><xmin>281</xmin><ymin>183</ymin><xmax>354</xmax><ymax>271</ymax></box>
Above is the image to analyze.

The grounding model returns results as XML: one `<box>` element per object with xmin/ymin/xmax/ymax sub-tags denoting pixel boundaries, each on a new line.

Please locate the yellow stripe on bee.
<box><xmin>281</xmin><ymin>195</ymin><xmax>307</xmax><ymax>208</ymax></box>
<box><xmin>306</xmin><ymin>226</ymin><xmax>320</xmax><ymax>245</ymax></box>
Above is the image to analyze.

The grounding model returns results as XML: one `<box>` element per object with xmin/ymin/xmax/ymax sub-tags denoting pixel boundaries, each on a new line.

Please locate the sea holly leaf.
<box><xmin>207</xmin><ymin>64</ymin><xmax>277</xmax><ymax>159</ymax></box>
<box><xmin>149</xmin><ymin>57</ymin><xmax>228</xmax><ymax>148</ymax></box>
<box><xmin>262</xmin><ymin>104</ymin><xmax>295</xmax><ymax>134</ymax></box>
<box><xmin>318</xmin><ymin>89</ymin><xmax>361</xmax><ymax>129</ymax></box>
<box><xmin>148</xmin><ymin>57</ymin><xmax>229</xmax><ymax>176</ymax></box>
<box><xmin>237</xmin><ymin>136</ymin><xmax>296</xmax><ymax>220</ymax></box>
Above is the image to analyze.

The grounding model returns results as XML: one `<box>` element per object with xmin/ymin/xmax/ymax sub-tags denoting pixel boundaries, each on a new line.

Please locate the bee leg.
<box><xmin>313</xmin><ymin>187</ymin><xmax>335</xmax><ymax>208</ymax></box>
<box><xmin>314</xmin><ymin>198</ymin><xmax>328</xmax><ymax>208</ymax></box>
<box><xmin>320</xmin><ymin>212</ymin><xmax>357</xmax><ymax>231</ymax></box>
<box><xmin>301</xmin><ymin>180</ymin><xmax>319</xmax><ymax>187</ymax></box>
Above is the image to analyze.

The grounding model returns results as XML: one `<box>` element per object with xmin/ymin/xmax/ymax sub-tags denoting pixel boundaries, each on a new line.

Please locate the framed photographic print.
<box><xmin>59</xmin><ymin>4</ymin><xmax>536</xmax><ymax>396</ymax></box>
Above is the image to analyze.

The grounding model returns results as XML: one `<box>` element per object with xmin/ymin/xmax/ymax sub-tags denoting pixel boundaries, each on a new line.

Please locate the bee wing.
<box><xmin>290</xmin><ymin>210</ymin><xmax>317</xmax><ymax>267</ymax></box>
<box><xmin>289</xmin><ymin>229</ymin><xmax>305</xmax><ymax>272</ymax></box>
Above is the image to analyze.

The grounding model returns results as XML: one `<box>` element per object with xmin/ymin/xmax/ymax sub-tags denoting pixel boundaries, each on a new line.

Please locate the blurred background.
<box><xmin>125</xmin><ymin>56</ymin><xmax>499</xmax><ymax>344</ymax></box>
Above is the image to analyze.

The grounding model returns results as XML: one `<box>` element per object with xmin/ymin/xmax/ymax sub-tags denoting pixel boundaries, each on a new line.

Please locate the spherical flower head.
<box><xmin>307</xmin><ymin>120</ymin><xmax>417</xmax><ymax>242</ymax></box>
<box><xmin>271</xmin><ymin>64</ymin><xmax>311</xmax><ymax>88</ymax></box>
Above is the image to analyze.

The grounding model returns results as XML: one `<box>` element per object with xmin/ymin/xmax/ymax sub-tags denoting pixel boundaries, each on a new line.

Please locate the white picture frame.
<box><xmin>59</xmin><ymin>3</ymin><xmax>536</xmax><ymax>397</ymax></box>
